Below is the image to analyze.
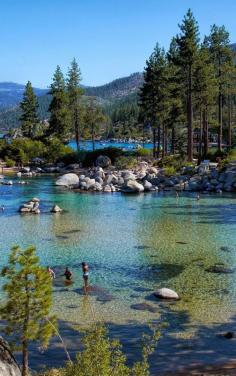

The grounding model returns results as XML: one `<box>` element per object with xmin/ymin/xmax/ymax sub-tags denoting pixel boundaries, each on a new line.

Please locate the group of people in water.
<box><xmin>47</xmin><ymin>262</ymin><xmax>89</xmax><ymax>292</ymax></box>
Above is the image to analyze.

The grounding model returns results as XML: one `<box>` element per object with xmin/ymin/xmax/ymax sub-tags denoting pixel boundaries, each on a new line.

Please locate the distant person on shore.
<box><xmin>63</xmin><ymin>267</ymin><xmax>72</xmax><ymax>281</ymax></box>
<box><xmin>196</xmin><ymin>194</ymin><xmax>200</xmax><ymax>201</ymax></box>
<box><xmin>175</xmin><ymin>191</ymin><xmax>179</xmax><ymax>198</ymax></box>
<box><xmin>82</xmin><ymin>262</ymin><xmax>89</xmax><ymax>293</ymax></box>
<box><xmin>0</xmin><ymin>205</ymin><xmax>5</xmax><ymax>212</ymax></box>
<box><xmin>47</xmin><ymin>266</ymin><xmax>56</xmax><ymax>279</ymax></box>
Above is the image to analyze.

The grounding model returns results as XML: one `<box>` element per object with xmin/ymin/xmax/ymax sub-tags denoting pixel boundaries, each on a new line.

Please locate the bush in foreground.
<box><xmin>39</xmin><ymin>323</ymin><xmax>161</xmax><ymax>376</ymax></box>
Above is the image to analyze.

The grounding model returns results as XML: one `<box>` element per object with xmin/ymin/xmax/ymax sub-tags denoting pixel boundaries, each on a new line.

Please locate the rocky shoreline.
<box><xmin>54</xmin><ymin>157</ymin><xmax>236</xmax><ymax>194</ymax></box>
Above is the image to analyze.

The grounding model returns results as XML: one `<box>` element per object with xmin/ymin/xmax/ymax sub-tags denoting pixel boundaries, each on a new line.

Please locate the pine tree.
<box><xmin>19</xmin><ymin>81</ymin><xmax>39</xmax><ymax>138</ymax></box>
<box><xmin>204</xmin><ymin>25</ymin><xmax>233</xmax><ymax>152</ymax></box>
<box><xmin>83</xmin><ymin>97</ymin><xmax>106</xmax><ymax>151</ymax></box>
<box><xmin>67</xmin><ymin>58</ymin><xmax>84</xmax><ymax>151</ymax></box>
<box><xmin>0</xmin><ymin>245</ymin><xmax>56</xmax><ymax>376</ymax></box>
<box><xmin>194</xmin><ymin>45</ymin><xmax>218</xmax><ymax>158</ymax></box>
<box><xmin>48</xmin><ymin>66</ymin><xmax>71</xmax><ymax>142</ymax></box>
<box><xmin>139</xmin><ymin>44</ymin><xmax>170</xmax><ymax>157</ymax></box>
<box><xmin>176</xmin><ymin>9</ymin><xmax>200</xmax><ymax>161</ymax></box>
<box><xmin>166</xmin><ymin>37</ymin><xmax>184</xmax><ymax>154</ymax></box>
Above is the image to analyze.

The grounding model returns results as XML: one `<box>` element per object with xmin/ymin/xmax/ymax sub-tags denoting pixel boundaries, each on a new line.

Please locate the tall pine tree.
<box><xmin>48</xmin><ymin>65</ymin><xmax>71</xmax><ymax>142</ymax></box>
<box><xmin>67</xmin><ymin>58</ymin><xmax>84</xmax><ymax>151</ymax></box>
<box><xmin>176</xmin><ymin>9</ymin><xmax>200</xmax><ymax>161</ymax></box>
<box><xmin>19</xmin><ymin>81</ymin><xmax>39</xmax><ymax>138</ymax></box>
<box><xmin>204</xmin><ymin>25</ymin><xmax>233</xmax><ymax>152</ymax></box>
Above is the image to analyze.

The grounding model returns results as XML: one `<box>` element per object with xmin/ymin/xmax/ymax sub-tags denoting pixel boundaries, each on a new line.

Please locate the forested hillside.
<box><xmin>0</xmin><ymin>72</ymin><xmax>143</xmax><ymax>131</ymax></box>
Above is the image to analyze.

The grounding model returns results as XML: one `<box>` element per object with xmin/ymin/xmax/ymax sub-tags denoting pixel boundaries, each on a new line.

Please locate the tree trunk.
<box><xmin>218</xmin><ymin>91</ymin><xmax>223</xmax><ymax>152</ymax></box>
<box><xmin>162</xmin><ymin>123</ymin><xmax>165</xmax><ymax>158</ymax></box>
<box><xmin>228</xmin><ymin>94</ymin><xmax>232</xmax><ymax>150</ymax></box>
<box><xmin>171</xmin><ymin>126</ymin><xmax>176</xmax><ymax>154</ymax></box>
<box><xmin>198</xmin><ymin>107</ymin><xmax>203</xmax><ymax>161</ymax></box>
<box><xmin>75</xmin><ymin>107</ymin><xmax>80</xmax><ymax>152</ymax></box>
<box><xmin>152</xmin><ymin>127</ymin><xmax>156</xmax><ymax>158</ymax></box>
<box><xmin>165</xmin><ymin>126</ymin><xmax>168</xmax><ymax>155</ymax></box>
<box><xmin>92</xmin><ymin>124</ymin><xmax>95</xmax><ymax>152</ymax></box>
<box><xmin>218</xmin><ymin>62</ymin><xmax>223</xmax><ymax>152</ymax></box>
<box><xmin>157</xmin><ymin>124</ymin><xmax>161</xmax><ymax>158</ymax></box>
<box><xmin>203</xmin><ymin>108</ymin><xmax>209</xmax><ymax>158</ymax></box>
<box><xmin>187</xmin><ymin>64</ymin><xmax>193</xmax><ymax>161</ymax></box>
<box><xmin>22</xmin><ymin>340</ymin><xmax>29</xmax><ymax>376</ymax></box>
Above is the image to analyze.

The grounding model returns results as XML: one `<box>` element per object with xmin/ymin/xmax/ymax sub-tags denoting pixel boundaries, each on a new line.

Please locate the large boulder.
<box><xmin>0</xmin><ymin>337</ymin><xmax>21</xmax><ymax>376</ymax></box>
<box><xmin>122</xmin><ymin>171</ymin><xmax>136</xmax><ymax>181</ymax></box>
<box><xmin>55</xmin><ymin>173</ymin><xmax>79</xmax><ymax>187</ymax></box>
<box><xmin>154</xmin><ymin>288</ymin><xmax>179</xmax><ymax>300</ymax></box>
<box><xmin>143</xmin><ymin>180</ymin><xmax>153</xmax><ymax>191</ymax></box>
<box><xmin>121</xmin><ymin>180</ymin><xmax>144</xmax><ymax>193</ymax></box>
<box><xmin>96</xmin><ymin>155</ymin><xmax>111</xmax><ymax>168</ymax></box>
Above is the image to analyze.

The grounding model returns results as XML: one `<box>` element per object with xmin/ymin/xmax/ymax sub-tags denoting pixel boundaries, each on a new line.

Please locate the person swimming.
<box><xmin>63</xmin><ymin>267</ymin><xmax>72</xmax><ymax>281</ymax></box>
<box><xmin>47</xmin><ymin>266</ymin><xmax>55</xmax><ymax>279</ymax></box>
<box><xmin>82</xmin><ymin>262</ymin><xmax>89</xmax><ymax>293</ymax></box>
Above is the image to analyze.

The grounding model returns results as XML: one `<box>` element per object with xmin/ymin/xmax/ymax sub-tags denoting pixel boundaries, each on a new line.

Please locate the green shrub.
<box><xmin>115</xmin><ymin>156</ymin><xmax>137</xmax><ymax>170</ymax></box>
<box><xmin>38</xmin><ymin>323</ymin><xmax>162</xmax><ymax>376</ymax></box>
<box><xmin>135</xmin><ymin>148</ymin><xmax>151</xmax><ymax>157</ymax></box>
<box><xmin>4</xmin><ymin>157</ymin><xmax>15</xmax><ymax>167</ymax></box>
<box><xmin>164</xmin><ymin>166</ymin><xmax>176</xmax><ymax>176</ymax></box>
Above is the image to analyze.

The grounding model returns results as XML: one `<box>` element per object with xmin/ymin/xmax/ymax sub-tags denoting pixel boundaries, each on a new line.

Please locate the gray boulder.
<box><xmin>103</xmin><ymin>184</ymin><xmax>112</xmax><ymax>192</ymax></box>
<box><xmin>56</xmin><ymin>173</ymin><xmax>79</xmax><ymax>187</ymax></box>
<box><xmin>121</xmin><ymin>180</ymin><xmax>144</xmax><ymax>193</ymax></box>
<box><xmin>122</xmin><ymin>171</ymin><xmax>136</xmax><ymax>181</ymax></box>
<box><xmin>143</xmin><ymin>180</ymin><xmax>153</xmax><ymax>191</ymax></box>
<box><xmin>0</xmin><ymin>337</ymin><xmax>21</xmax><ymax>376</ymax></box>
<box><xmin>96</xmin><ymin>155</ymin><xmax>111</xmax><ymax>168</ymax></box>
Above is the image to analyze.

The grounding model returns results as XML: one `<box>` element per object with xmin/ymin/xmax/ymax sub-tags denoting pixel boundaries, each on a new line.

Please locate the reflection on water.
<box><xmin>1</xmin><ymin>176</ymin><xmax>236</xmax><ymax>371</ymax></box>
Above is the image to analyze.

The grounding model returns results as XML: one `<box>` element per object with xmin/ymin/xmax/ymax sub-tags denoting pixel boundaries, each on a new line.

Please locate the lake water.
<box><xmin>1</xmin><ymin>176</ymin><xmax>236</xmax><ymax>373</ymax></box>
<box><xmin>69</xmin><ymin>140</ymin><xmax>153</xmax><ymax>151</ymax></box>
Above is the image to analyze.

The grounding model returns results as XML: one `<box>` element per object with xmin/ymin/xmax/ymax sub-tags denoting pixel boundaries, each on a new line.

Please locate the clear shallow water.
<box><xmin>1</xmin><ymin>177</ymin><xmax>236</xmax><ymax>372</ymax></box>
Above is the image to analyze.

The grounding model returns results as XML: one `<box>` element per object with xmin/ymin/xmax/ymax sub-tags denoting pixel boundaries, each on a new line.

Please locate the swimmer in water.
<box><xmin>63</xmin><ymin>267</ymin><xmax>72</xmax><ymax>281</ymax></box>
<box><xmin>47</xmin><ymin>266</ymin><xmax>55</xmax><ymax>279</ymax></box>
<box><xmin>82</xmin><ymin>262</ymin><xmax>89</xmax><ymax>293</ymax></box>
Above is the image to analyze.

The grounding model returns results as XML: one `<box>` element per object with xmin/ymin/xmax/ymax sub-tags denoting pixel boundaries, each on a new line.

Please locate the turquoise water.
<box><xmin>1</xmin><ymin>176</ymin><xmax>236</xmax><ymax>372</ymax></box>
<box><xmin>69</xmin><ymin>140</ymin><xmax>153</xmax><ymax>151</ymax></box>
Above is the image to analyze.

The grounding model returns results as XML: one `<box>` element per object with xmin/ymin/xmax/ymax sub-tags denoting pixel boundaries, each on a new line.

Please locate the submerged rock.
<box><xmin>131</xmin><ymin>303</ymin><xmax>158</xmax><ymax>313</ymax></box>
<box><xmin>154</xmin><ymin>288</ymin><xmax>179</xmax><ymax>300</ymax></box>
<box><xmin>205</xmin><ymin>265</ymin><xmax>235</xmax><ymax>274</ymax></box>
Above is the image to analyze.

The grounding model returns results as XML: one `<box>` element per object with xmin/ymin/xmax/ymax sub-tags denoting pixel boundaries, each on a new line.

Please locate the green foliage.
<box><xmin>19</xmin><ymin>81</ymin><xmax>39</xmax><ymax>138</ymax></box>
<box><xmin>164</xmin><ymin>166</ymin><xmax>176</xmax><ymax>176</ymax></box>
<box><xmin>48</xmin><ymin>66</ymin><xmax>71</xmax><ymax>142</ymax></box>
<box><xmin>44</xmin><ymin>138</ymin><xmax>74</xmax><ymax>164</ymax></box>
<box><xmin>115</xmin><ymin>156</ymin><xmax>137</xmax><ymax>170</ymax></box>
<box><xmin>0</xmin><ymin>245</ymin><xmax>56</xmax><ymax>376</ymax></box>
<box><xmin>4</xmin><ymin>156</ymin><xmax>15</xmax><ymax>167</ymax></box>
<box><xmin>38</xmin><ymin>323</ymin><xmax>162</xmax><ymax>376</ymax></box>
<box><xmin>67</xmin><ymin>58</ymin><xmax>84</xmax><ymax>151</ymax></box>
<box><xmin>135</xmin><ymin>148</ymin><xmax>151</xmax><ymax>157</ymax></box>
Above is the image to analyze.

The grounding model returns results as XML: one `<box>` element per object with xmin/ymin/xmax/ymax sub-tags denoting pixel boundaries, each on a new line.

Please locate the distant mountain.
<box><xmin>0</xmin><ymin>72</ymin><xmax>144</xmax><ymax>130</ymax></box>
<box><xmin>84</xmin><ymin>72</ymin><xmax>143</xmax><ymax>100</ymax></box>
<box><xmin>0</xmin><ymin>82</ymin><xmax>48</xmax><ymax>109</ymax></box>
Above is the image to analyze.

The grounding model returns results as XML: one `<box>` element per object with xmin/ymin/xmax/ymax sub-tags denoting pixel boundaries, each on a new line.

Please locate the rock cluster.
<box><xmin>19</xmin><ymin>197</ymin><xmax>40</xmax><ymax>214</ymax></box>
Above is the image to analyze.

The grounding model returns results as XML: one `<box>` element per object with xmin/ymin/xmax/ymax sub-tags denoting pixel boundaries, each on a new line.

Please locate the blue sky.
<box><xmin>0</xmin><ymin>0</ymin><xmax>236</xmax><ymax>88</ymax></box>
